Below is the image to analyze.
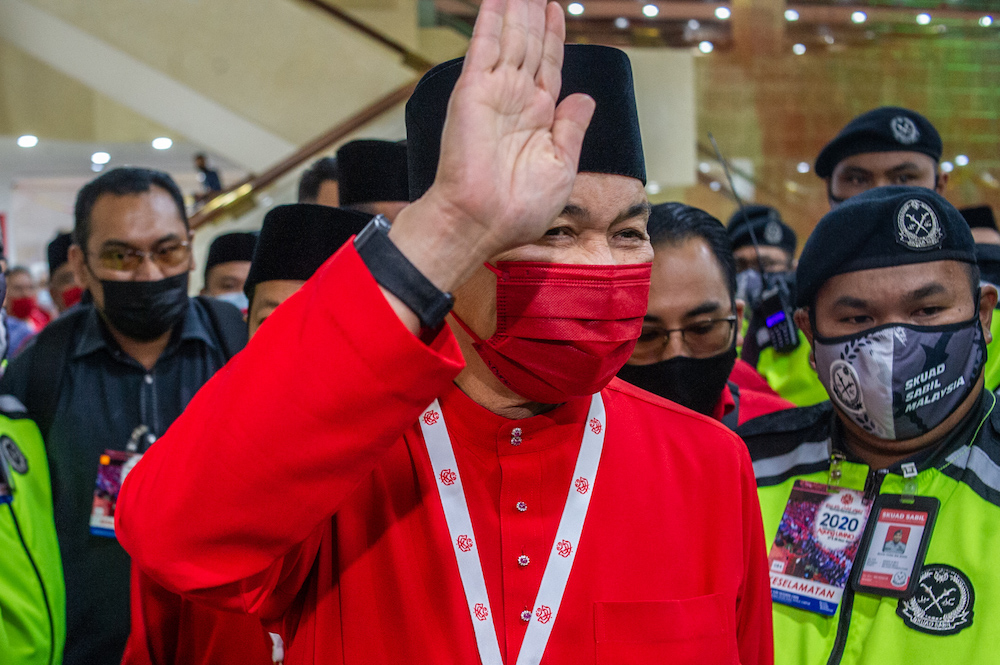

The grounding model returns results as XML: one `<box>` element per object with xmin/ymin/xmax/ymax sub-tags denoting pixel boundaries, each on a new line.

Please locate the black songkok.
<box><xmin>975</xmin><ymin>243</ymin><xmax>1000</xmax><ymax>288</ymax></box>
<box><xmin>244</xmin><ymin>204</ymin><xmax>372</xmax><ymax>300</ymax></box>
<box><xmin>815</xmin><ymin>107</ymin><xmax>942</xmax><ymax>179</ymax></box>
<box><xmin>405</xmin><ymin>44</ymin><xmax>645</xmax><ymax>202</ymax></box>
<box><xmin>205</xmin><ymin>232</ymin><xmax>258</xmax><ymax>280</ymax></box>
<box><xmin>336</xmin><ymin>140</ymin><xmax>410</xmax><ymax>206</ymax></box>
<box><xmin>960</xmin><ymin>205</ymin><xmax>997</xmax><ymax>231</ymax></box>
<box><xmin>48</xmin><ymin>232</ymin><xmax>74</xmax><ymax>274</ymax></box>
<box><xmin>726</xmin><ymin>205</ymin><xmax>797</xmax><ymax>255</ymax></box>
<box><xmin>796</xmin><ymin>186</ymin><xmax>975</xmax><ymax>308</ymax></box>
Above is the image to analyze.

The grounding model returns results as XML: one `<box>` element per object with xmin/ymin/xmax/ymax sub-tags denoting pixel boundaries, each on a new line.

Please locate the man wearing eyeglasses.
<box><xmin>0</xmin><ymin>167</ymin><xmax>247</xmax><ymax>665</ymax></box>
<box><xmin>618</xmin><ymin>203</ymin><xmax>792</xmax><ymax>428</ymax></box>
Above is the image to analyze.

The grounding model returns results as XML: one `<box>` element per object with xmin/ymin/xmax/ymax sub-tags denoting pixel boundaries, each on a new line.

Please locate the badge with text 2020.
<box><xmin>768</xmin><ymin>480</ymin><xmax>871</xmax><ymax>615</ymax></box>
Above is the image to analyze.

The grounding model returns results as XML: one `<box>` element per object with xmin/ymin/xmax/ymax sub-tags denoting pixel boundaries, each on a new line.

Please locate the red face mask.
<box><xmin>61</xmin><ymin>286</ymin><xmax>84</xmax><ymax>309</ymax></box>
<box><xmin>453</xmin><ymin>261</ymin><xmax>652</xmax><ymax>404</ymax></box>
<box><xmin>10</xmin><ymin>297</ymin><xmax>35</xmax><ymax>320</ymax></box>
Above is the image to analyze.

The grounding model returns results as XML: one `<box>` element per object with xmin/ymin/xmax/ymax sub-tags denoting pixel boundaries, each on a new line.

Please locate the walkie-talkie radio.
<box><xmin>708</xmin><ymin>134</ymin><xmax>800</xmax><ymax>353</ymax></box>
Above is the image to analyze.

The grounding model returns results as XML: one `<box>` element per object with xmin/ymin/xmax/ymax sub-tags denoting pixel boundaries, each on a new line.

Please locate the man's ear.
<box><xmin>68</xmin><ymin>244</ymin><xmax>91</xmax><ymax>293</ymax></box>
<box><xmin>794</xmin><ymin>307</ymin><xmax>817</xmax><ymax>370</ymax></box>
<box><xmin>936</xmin><ymin>170</ymin><xmax>950</xmax><ymax>194</ymax></box>
<box><xmin>979</xmin><ymin>285</ymin><xmax>998</xmax><ymax>344</ymax></box>
<box><xmin>735</xmin><ymin>299</ymin><xmax>746</xmax><ymax>348</ymax></box>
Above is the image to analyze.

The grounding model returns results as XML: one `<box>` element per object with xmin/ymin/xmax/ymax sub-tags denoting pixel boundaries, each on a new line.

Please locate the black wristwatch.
<box><xmin>354</xmin><ymin>216</ymin><xmax>454</xmax><ymax>329</ymax></box>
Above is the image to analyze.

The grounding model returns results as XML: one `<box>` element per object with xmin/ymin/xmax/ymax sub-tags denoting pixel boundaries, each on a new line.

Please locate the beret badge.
<box><xmin>890</xmin><ymin>116</ymin><xmax>920</xmax><ymax>145</ymax></box>
<box><xmin>896</xmin><ymin>199</ymin><xmax>944</xmax><ymax>251</ymax></box>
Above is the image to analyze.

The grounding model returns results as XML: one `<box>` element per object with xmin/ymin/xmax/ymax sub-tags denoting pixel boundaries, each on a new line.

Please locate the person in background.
<box><xmin>200</xmin><ymin>231</ymin><xmax>258</xmax><ymax>315</ymax></box>
<box><xmin>727</xmin><ymin>205</ymin><xmax>826</xmax><ymax>407</ymax></box>
<box><xmin>960</xmin><ymin>205</ymin><xmax>1000</xmax><ymax>392</ymax></box>
<box><xmin>618</xmin><ymin>202</ymin><xmax>793</xmax><ymax>428</ymax></box>
<box><xmin>0</xmin><ymin>262</ymin><xmax>66</xmax><ymax>665</ymax></box>
<box><xmin>6</xmin><ymin>266</ymin><xmax>51</xmax><ymax>334</ymax></box>
<box><xmin>739</xmin><ymin>187</ymin><xmax>1000</xmax><ymax>665</ymax></box>
<box><xmin>815</xmin><ymin>107</ymin><xmax>945</xmax><ymax>209</ymax></box>
<box><xmin>48</xmin><ymin>232</ymin><xmax>84</xmax><ymax>315</ymax></box>
<box><xmin>0</xmin><ymin>167</ymin><xmax>247</xmax><ymax>665</ymax></box>
<box><xmin>3</xmin><ymin>266</ymin><xmax>39</xmax><ymax>358</ymax></box>
<box><xmin>961</xmin><ymin>205</ymin><xmax>1000</xmax><ymax>247</ymax></box>
<box><xmin>335</xmin><ymin>139</ymin><xmax>410</xmax><ymax>222</ymax></box>
<box><xmin>297</xmin><ymin>156</ymin><xmax>340</xmax><ymax>207</ymax></box>
<box><xmin>244</xmin><ymin>205</ymin><xmax>371</xmax><ymax>337</ymax></box>
<box><xmin>194</xmin><ymin>153</ymin><xmax>223</xmax><ymax>193</ymax></box>
<box><xmin>117</xmin><ymin>20</ymin><xmax>772</xmax><ymax>664</ymax></box>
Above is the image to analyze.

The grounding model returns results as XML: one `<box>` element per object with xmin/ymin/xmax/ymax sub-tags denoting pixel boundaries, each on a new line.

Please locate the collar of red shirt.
<box><xmin>437</xmin><ymin>384</ymin><xmax>592</xmax><ymax>456</ymax></box>
<box><xmin>710</xmin><ymin>383</ymin><xmax>736</xmax><ymax>423</ymax></box>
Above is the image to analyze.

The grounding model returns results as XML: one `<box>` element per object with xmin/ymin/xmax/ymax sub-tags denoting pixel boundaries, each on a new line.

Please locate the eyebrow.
<box><xmin>560</xmin><ymin>202</ymin><xmax>651</xmax><ymax>224</ymax></box>
<box><xmin>831</xmin><ymin>283</ymin><xmax>948</xmax><ymax>310</ymax></box>
<box><xmin>684</xmin><ymin>300</ymin><xmax>726</xmax><ymax>319</ymax></box>
<box><xmin>100</xmin><ymin>234</ymin><xmax>182</xmax><ymax>249</ymax></box>
<box><xmin>886</xmin><ymin>162</ymin><xmax>925</xmax><ymax>175</ymax></box>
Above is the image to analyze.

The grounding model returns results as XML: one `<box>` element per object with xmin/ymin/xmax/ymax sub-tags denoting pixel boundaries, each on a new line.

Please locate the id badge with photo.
<box><xmin>89</xmin><ymin>450</ymin><xmax>142</xmax><ymax>538</ymax></box>
<box><xmin>851</xmin><ymin>494</ymin><xmax>939</xmax><ymax>598</ymax></box>
<box><xmin>768</xmin><ymin>480</ymin><xmax>872</xmax><ymax>615</ymax></box>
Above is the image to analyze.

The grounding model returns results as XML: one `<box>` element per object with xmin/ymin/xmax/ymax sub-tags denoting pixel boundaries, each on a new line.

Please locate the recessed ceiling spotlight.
<box><xmin>152</xmin><ymin>137</ymin><xmax>173</xmax><ymax>150</ymax></box>
<box><xmin>709</xmin><ymin>181</ymin><xmax>722</xmax><ymax>192</ymax></box>
<box><xmin>642</xmin><ymin>4</ymin><xmax>658</xmax><ymax>17</ymax></box>
<box><xmin>698</xmin><ymin>40</ymin><xmax>714</xmax><ymax>53</ymax></box>
<box><xmin>823</xmin><ymin>34</ymin><xmax>835</xmax><ymax>45</ymax></box>
<box><xmin>91</xmin><ymin>151</ymin><xmax>111</xmax><ymax>165</ymax></box>
<box><xmin>851</xmin><ymin>11</ymin><xmax>867</xmax><ymax>23</ymax></box>
<box><xmin>793</xmin><ymin>43</ymin><xmax>806</xmax><ymax>55</ymax></box>
<box><xmin>956</xmin><ymin>154</ymin><xmax>970</xmax><ymax>166</ymax></box>
<box><xmin>715</xmin><ymin>6</ymin><xmax>731</xmax><ymax>20</ymax></box>
<box><xmin>645</xmin><ymin>181</ymin><xmax>662</xmax><ymax>195</ymax></box>
<box><xmin>699</xmin><ymin>162</ymin><xmax>711</xmax><ymax>173</ymax></box>
<box><xmin>980</xmin><ymin>16</ymin><xmax>993</xmax><ymax>27</ymax></box>
<box><xmin>941</xmin><ymin>161</ymin><xmax>954</xmax><ymax>173</ymax></box>
<box><xmin>614</xmin><ymin>16</ymin><xmax>629</xmax><ymax>28</ymax></box>
<box><xmin>17</xmin><ymin>135</ymin><xmax>38</xmax><ymax>148</ymax></box>
<box><xmin>916</xmin><ymin>13</ymin><xmax>931</xmax><ymax>25</ymax></box>
<box><xmin>797</xmin><ymin>162</ymin><xmax>810</xmax><ymax>174</ymax></box>
<box><xmin>688</xmin><ymin>19</ymin><xmax>700</xmax><ymax>30</ymax></box>
<box><xmin>567</xmin><ymin>3</ymin><xmax>584</xmax><ymax>16</ymax></box>
<box><xmin>784</xmin><ymin>9</ymin><xmax>799</xmax><ymax>21</ymax></box>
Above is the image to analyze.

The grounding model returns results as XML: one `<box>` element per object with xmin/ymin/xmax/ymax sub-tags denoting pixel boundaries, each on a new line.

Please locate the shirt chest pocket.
<box><xmin>594</xmin><ymin>595</ymin><xmax>739</xmax><ymax>665</ymax></box>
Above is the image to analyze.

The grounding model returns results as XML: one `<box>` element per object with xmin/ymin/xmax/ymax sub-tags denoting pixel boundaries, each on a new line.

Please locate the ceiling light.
<box><xmin>642</xmin><ymin>4</ymin><xmax>658</xmax><ymax>17</ymax></box>
<box><xmin>91</xmin><ymin>151</ymin><xmax>111</xmax><ymax>165</ymax></box>
<box><xmin>698</xmin><ymin>40</ymin><xmax>714</xmax><ymax>53</ymax></box>
<box><xmin>956</xmin><ymin>154</ymin><xmax>970</xmax><ymax>166</ymax></box>
<box><xmin>17</xmin><ymin>135</ymin><xmax>38</xmax><ymax>148</ymax></box>
<box><xmin>567</xmin><ymin>3</ymin><xmax>584</xmax><ymax>16</ymax></box>
<box><xmin>152</xmin><ymin>137</ymin><xmax>173</xmax><ymax>150</ymax></box>
<box><xmin>916</xmin><ymin>13</ymin><xmax>931</xmax><ymax>25</ymax></box>
<box><xmin>784</xmin><ymin>9</ymin><xmax>799</xmax><ymax>21</ymax></box>
<box><xmin>699</xmin><ymin>162</ymin><xmax>711</xmax><ymax>173</ymax></box>
<box><xmin>709</xmin><ymin>181</ymin><xmax>722</xmax><ymax>192</ymax></box>
<box><xmin>941</xmin><ymin>161</ymin><xmax>954</xmax><ymax>173</ymax></box>
<box><xmin>645</xmin><ymin>181</ymin><xmax>662</xmax><ymax>195</ymax></box>
<box><xmin>851</xmin><ymin>11</ymin><xmax>867</xmax><ymax>24</ymax></box>
<box><xmin>715</xmin><ymin>6</ymin><xmax>731</xmax><ymax>20</ymax></box>
<box><xmin>793</xmin><ymin>43</ymin><xmax>806</xmax><ymax>55</ymax></box>
<box><xmin>797</xmin><ymin>162</ymin><xmax>810</xmax><ymax>174</ymax></box>
<box><xmin>688</xmin><ymin>19</ymin><xmax>700</xmax><ymax>30</ymax></box>
<box><xmin>823</xmin><ymin>34</ymin><xmax>835</xmax><ymax>44</ymax></box>
<box><xmin>614</xmin><ymin>16</ymin><xmax>629</xmax><ymax>28</ymax></box>
<box><xmin>980</xmin><ymin>16</ymin><xmax>993</xmax><ymax>27</ymax></box>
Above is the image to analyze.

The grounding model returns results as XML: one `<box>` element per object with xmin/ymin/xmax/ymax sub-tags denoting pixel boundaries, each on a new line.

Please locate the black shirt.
<box><xmin>0</xmin><ymin>300</ymin><xmax>238</xmax><ymax>665</ymax></box>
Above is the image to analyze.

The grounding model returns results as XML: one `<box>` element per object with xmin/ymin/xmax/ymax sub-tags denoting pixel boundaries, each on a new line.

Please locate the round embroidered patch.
<box><xmin>890</xmin><ymin>116</ymin><xmax>920</xmax><ymax>145</ymax></box>
<box><xmin>896</xmin><ymin>199</ymin><xmax>943</xmax><ymax>251</ymax></box>
<box><xmin>897</xmin><ymin>564</ymin><xmax>974</xmax><ymax>636</ymax></box>
<box><xmin>0</xmin><ymin>436</ymin><xmax>27</xmax><ymax>474</ymax></box>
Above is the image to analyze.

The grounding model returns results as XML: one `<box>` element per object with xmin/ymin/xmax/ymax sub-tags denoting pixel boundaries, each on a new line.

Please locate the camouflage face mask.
<box><xmin>813</xmin><ymin>314</ymin><xmax>985</xmax><ymax>441</ymax></box>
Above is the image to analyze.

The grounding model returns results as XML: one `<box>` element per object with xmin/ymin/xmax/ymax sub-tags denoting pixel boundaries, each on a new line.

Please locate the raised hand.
<box><xmin>388</xmin><ymin>0</ymin><xmax>595</xmax><ymax>300</ymax></box>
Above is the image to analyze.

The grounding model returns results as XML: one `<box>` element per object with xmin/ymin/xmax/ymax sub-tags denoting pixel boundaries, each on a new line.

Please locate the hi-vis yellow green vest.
<box><xmin>0</xmin><ymin>396</ymin><xmax>65</xmax><ymax>665</ymax></box>
<box><xmin>737</xmin><ymin>392</ymin><xmax>1000</xmax><ymax>665</ymax></box>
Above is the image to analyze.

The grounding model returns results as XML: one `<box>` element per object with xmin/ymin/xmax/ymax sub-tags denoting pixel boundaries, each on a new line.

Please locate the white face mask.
<box><xmin>813</xmin><ymin>315</ymin><xmax>985</xmax><ymax>441</ymax></box>
<box><xmin>214</xmin><ymin>291</ymin><xmax>249</xmax><ymax>315</ymax></box>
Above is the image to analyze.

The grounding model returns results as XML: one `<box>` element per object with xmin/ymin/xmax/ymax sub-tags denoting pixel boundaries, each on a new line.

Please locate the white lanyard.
<box><xmin>419</xmin><ymin>394</ymin><xmax>607</xmax><ymax>665</ymax></box>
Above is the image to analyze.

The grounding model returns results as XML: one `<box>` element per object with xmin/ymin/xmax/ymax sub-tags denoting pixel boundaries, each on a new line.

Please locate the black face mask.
<box><xmin>617</xmin><ymin>347</ymin><xmax>739</xmax><ymax>416</ymax></box>
<box><xmin>99</xmin><ymin>273</ymin><xmax>189</xmax><ymax>342</ymax></box>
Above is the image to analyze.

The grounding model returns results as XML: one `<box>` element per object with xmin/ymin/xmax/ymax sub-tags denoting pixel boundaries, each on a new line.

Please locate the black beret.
<box><xmin>815</xmin><ymin>107</ymin><xmax>942</xmax><ymax>179</ymax></box>
<box><xmin>48</xmin><ymin>232</ymin><xmax>73</xmax><ymax>274</ymax></box>
<box><xmin>405</xmin><ymin>44</ymin><xmax>644</xmax><ymax>202</ymax></box>
<box><xmin>960</xmin><ymin>205</ymin><xmax>997</xmax><ymax>231</ymax></box>
<box><xmin>336</xmin><ymin>140</ymin><xmax>409</xmax><ymax>206</ymax></box>
<box><xmin>975</xmin><ymin>243</ymin><xmax>1000</xmax><ymax>287</ymax></box>
<box><xmin>244</xmin><ymin>204</ymin><xmax>372</xmax><ymax>300</ymax></box>
<box><xmin>205</xmin><ymin>232</ymin><xmax>258</xmax><ymax>279</ymax></box>
<box><xmin>796</xmin><ymin>186</ymin><xmax>975</xmax><ymax>308</ymax></box>
<box><xmin>726</xmin><ymin>204</ymin><xmax>797</xmax><ymax>255</ymax></box>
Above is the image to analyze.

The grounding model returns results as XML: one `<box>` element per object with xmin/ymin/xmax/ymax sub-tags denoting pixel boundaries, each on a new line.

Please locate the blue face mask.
<box><xmin>813</xmin><ymin>315</ymin><xmax>985</xmax><ymax>441</ymax></box>
<box><xmin>214</xmin><ymin>291</ymin><xmax>249</xmax><ymax>314</ymax></box>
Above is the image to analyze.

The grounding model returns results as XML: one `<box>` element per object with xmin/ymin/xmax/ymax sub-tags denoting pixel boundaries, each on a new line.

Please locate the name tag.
<box><xmin>851</xmin><ymin>494</ymin><xmax>939</xmax><ymax>598</ymax></box>
<box><xmin>89</xmin><ymin>450</ymin><xmax>142</xmax><ymax>538</ymax></box>
<box><xmin>768</xmin><ymin>480</ymin><xmax>872</xmax><ymax>615</ymax></box>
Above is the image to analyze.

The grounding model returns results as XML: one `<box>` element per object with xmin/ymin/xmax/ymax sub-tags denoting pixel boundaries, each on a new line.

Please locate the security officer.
<box><xmin>961</xmin><ymin>206</ymin><xmax>1000</xmax><ymax>392</ymax></box>
<box><xmin>728</xmin><ymin>205</ymin><xmax>827</xmax><ymax>407</ymax></box>
<box><xmin>0</xmin><ymin>262</ymin><xmax>64</xmax><ymax>664</ymax></box>
<box><xmin>738</xmin><ymin>186</ymin><xmax>1000</xmax><ymax>664</ymax></box>
<box><xmin>815</xmin><ymin>107</ymin><xmax>946</xmax><ymax>209</ymax></box>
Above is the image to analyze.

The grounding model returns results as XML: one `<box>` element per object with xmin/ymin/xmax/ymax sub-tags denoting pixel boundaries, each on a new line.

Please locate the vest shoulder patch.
<box><xmin>896</xmin><ymin>564</ymin><xmax>974</xmax><ymax>636</ymax></box>
<box><xmin>0</xmin><ymin>435</ymin><xmax>28</xmax><ymax>474</ymax></box>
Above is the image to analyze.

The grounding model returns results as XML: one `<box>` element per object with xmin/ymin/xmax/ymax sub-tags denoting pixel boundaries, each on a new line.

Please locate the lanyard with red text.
<box><xmin>419</xmin><ymin>394</ymin><xmax>606</xmax><ymax>665</ymax></box>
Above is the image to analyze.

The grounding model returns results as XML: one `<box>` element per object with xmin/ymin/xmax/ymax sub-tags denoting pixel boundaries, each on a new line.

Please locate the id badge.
<box><xmin>768</xmin><ymin>480</ymin><xmax>872</xmax><ymax>615</ymax></box>
<box><xmin>851</xmin><ymin>494</ymin><xmax>939</xmax><ymax>598</ymax></box>
<box><xmin>89</xmin><ymin>450</ymin><xmax>142</xmax><ymax>538</ymax></box>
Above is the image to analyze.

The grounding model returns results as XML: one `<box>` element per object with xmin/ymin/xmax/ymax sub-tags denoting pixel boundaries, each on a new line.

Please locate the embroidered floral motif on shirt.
<box><xmin>457</xmin><ymin>535</ymin><xmax>474</xmax><ymax>552</ymax></box>
<box><xmin>575</xmin><ymin>477</ymin><xmax>589</xmax><ymax>494</ymax></box>
<box><xmin>439</xmin><ymin>469</ymin><xmax>457</xmax><ymax>486</ymax></box>
<box><xmin>556</xmin><ymin>540</ymin><xmax>573</xmax><ymax>558</ymax></box>
<box><xmin>589</xmin><ymin>418</ymin><xmax>602</xmax><ymax>435</ymax></box>
<box><xmin>422</xmin><ymin>410</ymin><xmax>440</xmax><ymax>426</ymax></box>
